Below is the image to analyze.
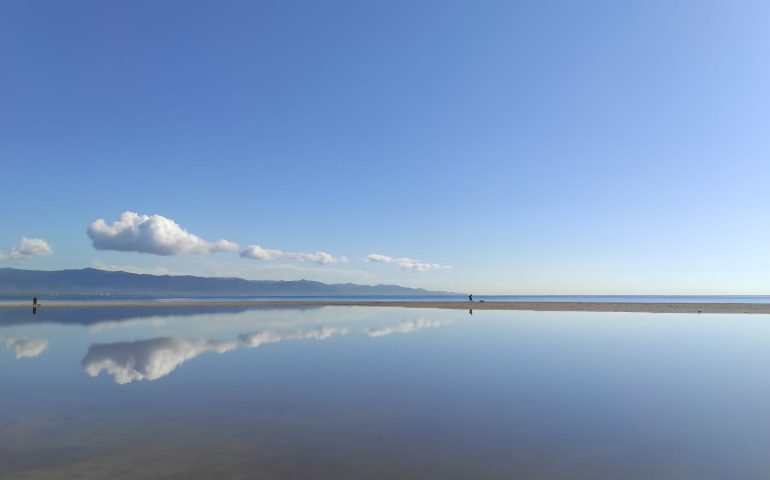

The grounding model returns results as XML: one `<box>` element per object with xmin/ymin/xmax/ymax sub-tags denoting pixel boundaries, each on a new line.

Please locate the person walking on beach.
<box><xmin>33</xmin><ymin>297</ymin><xmax>37</xmax><ymax>307</ymax></box>
<box><xmin>469</xmin><ymin>294</ymin><xmax>473</xmax><ymax>302</ymax></box>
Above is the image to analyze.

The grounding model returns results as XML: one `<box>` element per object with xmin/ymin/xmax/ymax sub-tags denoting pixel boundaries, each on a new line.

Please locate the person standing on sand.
<box><xmin>469</xmin><ymin>294</ymin><xmax>473</xmax><ymax>302</ymax></box>
<box><xmin>33</xmin><ymin>297</ymin><xmax>37</xmax><ymax>307</ymax></box>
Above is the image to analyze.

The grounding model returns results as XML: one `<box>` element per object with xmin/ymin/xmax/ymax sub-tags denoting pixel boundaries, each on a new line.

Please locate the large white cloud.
<box><xmin>366</xmin><ymin>253</ymin><xmax>448</xmax><ymax>271</ymax></box>
<box><xmin>87</xmin><ymin>211</ymin><xmax>238</xmax><ymax>256</ymax></box>
<box><xmin>239</xmin><ymin>326</ymin><xmax>348</xmax><ymax>348</ymax></box>
<box><xmin>82</xmin><ymin>337</ymin><xmax>236</xmax><ymax>384</ymax></box>
<box><xmin>241</xmin><ymin>244</ymin><xmax>348</xmax><ymax>265</ymax></box>
<box><xmin>367</xmin><ymin>318</ymin><xmax>443</xmax><ymax>337</ymax></box>
<box><xmin>2</xmin><ymin>337</ymin><xmax>49</xmax><ymax>358</ymax></box>
<box><xmin>0</xmin><ymin>237</ymin><xmax>54</xmax><ymax>259</ymax></box>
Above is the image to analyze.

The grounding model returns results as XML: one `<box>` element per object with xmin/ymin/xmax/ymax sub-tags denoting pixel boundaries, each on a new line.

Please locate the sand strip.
<box><xmin>0</xmin><ymin>301</ymin><xmax>769</xmax><ymax>314</ymax></box>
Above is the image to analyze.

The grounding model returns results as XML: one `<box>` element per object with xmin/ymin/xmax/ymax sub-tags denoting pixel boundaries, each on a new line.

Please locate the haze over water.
<box><xmin>2</xmin><ymin>306</ymin><xmax>770</xmax><ymax>479</ymax></box>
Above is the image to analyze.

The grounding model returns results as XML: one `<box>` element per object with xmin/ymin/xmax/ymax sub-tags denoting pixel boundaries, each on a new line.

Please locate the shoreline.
<box><xmin>1</xmin><ymin>300</ymin><xmax>770</xmax><ymax>314</ymax></box>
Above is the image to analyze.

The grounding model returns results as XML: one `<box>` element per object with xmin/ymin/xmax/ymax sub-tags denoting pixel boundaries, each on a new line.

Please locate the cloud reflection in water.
<box><xmin>239</xmin><ymin>327</ymin><xmax>349</xmax><ymax>348</ymax></box>
<box><xmin>82</xmin><ymin>337</ymin><xmax>236</xmax><ymax>384</ymax></box>
<box><xmin>2</xmin><ymin>337</ymin><xmax>49</xmax><ymax>359</ymax></box>
<box><xmin>78</xmin><ymin>315</ymin><xmax>445</xmax><ymax>384</ymax></box>
<box><xmin>367</xmin><ymin>318</ymin><xmax>443</xmax><ymax>337</ymax></box>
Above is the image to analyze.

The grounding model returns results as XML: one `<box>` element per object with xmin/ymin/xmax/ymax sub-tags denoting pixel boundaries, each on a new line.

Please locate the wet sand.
<box><xmin>1</xmin><ymin>300</ymin><xmax>770</xmax><ymax>314</ymax></box>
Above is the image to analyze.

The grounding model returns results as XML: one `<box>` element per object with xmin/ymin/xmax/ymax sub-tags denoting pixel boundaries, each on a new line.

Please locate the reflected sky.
<box><xmin>3</xmin><ymin>307</ymin><xmax>770</xmax><ymax>479</ymax></box>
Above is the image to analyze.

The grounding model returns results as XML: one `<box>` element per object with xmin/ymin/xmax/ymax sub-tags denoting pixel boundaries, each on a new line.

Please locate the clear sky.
<box><xmin>2</xmin><ymin>1</ymin><xmax>769</xmax><ymax>294</ymax></box>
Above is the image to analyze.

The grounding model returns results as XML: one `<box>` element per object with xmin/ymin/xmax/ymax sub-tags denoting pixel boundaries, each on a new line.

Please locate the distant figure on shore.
<box><xmin>33</xmin><ymin>297</ymin><xmax>37</xmax><ymax>307</ymax></box>
<box><xmin>469</xmin><ymin>294</ymin><xmax>473</xmax><ymax>302</ymax></box>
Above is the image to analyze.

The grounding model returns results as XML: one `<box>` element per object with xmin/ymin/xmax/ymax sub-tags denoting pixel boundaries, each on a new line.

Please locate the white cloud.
<box><xmin>240</xmin><ymin>245</ymin><xmax>284</xmax><ymax>261</ymax></box>
<box><xmin>366</xmin><ymin>253</ymin><xmax>448</xmax><ymax>271</ymax></box>
<box><xmin>367</xmin><ymin>318</ymin><xmax>443</xmax><ymax>337</ymax></box>
<box><xmin>0</xmin><ymin>237</ymin><xmax>54</xmax><ymax>259</ymax></box>
<box><xmin>241</xmin><ymin>244</ymin><xmax>349</xmax><ymax>265</ymax></box>
<box><xmin>2</xmin><ymin>337</ymin><xmax>49</xmax><ymax>358</ymax></box>
<box><xmin>397</xmin><ymin>260</ymin><xmax>446</xmax><ymax>272</ymax></box>
<box><xmin>289</xmin><ymin>251</ymin><xmax>349</xmax><ymax>265</ymax></box>
<box><xmin>366</xmin><ymin>254</ymin><xmax>392</xmax><ymax>263</ymax></box>
<box><xmin>87</xmin><ymin>211</ymin><xmax>238</xmax><ymax>256</ymax></box>
<box><xmin>81</xmin><ymin>337</ymin><xmax>236</xmax><ymax>384</ymax></box>
<box><xmin>239</xmin><ymin>326</ymin><xmax>348</xmax><ymax>348</ymax></box>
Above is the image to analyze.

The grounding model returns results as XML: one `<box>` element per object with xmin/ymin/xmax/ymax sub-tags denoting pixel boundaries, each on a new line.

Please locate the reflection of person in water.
<box><xmin>469</xmin><ymin>309</ymin><xmax>473</xmax><ymax>315</ymax></box>
<box><xmin>32</xmin><ymin>306</ymin><xmax>37</xmax><ymax>315</ymax></box>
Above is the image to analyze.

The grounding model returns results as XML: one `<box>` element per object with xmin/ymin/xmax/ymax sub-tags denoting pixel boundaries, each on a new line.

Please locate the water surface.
<box><xmin>2</xmin><ymin>306</ymin><xmax>770</xmax><ymax>479</ymax></box>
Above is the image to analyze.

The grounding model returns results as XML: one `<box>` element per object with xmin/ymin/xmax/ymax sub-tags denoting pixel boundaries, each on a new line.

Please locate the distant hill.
<box><xmin>0</xmin><ymin>268</ymin><xmax>455</xmax><ymax>297</ymax></box>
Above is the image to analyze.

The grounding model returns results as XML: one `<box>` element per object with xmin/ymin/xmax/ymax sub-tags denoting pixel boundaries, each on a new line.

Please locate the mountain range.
<box><xmin>0</xmin><ymin>268</ymin><xmax>454</xmax><ymax>297</ymax></box>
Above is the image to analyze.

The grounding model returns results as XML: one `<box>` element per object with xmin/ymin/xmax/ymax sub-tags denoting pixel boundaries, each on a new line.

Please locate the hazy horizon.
<box><xmin>5</xmin><ymin>266</ymin><xmax>770</xmax><ymax>298</ymax></box>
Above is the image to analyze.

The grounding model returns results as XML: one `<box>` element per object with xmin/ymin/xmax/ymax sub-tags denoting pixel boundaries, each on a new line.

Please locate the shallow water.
<box><xmin>2</xmin><ymin>306</ymin><xmax>770</xmax><ymax>479</ymax></box>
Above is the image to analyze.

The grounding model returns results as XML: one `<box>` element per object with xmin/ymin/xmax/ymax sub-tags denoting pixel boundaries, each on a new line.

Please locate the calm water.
<box><xmin>2</xmin><ymin>306</ymin><xmax>770</xmax><ymax>479</ymax></box>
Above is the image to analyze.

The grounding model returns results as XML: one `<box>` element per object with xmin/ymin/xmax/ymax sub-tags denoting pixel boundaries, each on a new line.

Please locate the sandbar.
<box><xmin>1</xmin><ymin>300</ymin><xmax>770</xmax><ymax>314</ymax></box>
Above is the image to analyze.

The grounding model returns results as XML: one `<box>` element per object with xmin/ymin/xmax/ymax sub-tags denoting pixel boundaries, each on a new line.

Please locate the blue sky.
<box><xmin>1</xmin><ymin>0</ymin><xmax>769</xmax><ymax>294</ymax></box>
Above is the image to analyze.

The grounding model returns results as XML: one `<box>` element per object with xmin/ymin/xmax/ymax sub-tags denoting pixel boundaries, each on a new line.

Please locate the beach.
<box><xmin>2</xmin><ymin>300</ymin><xmax>770</xmax><ymax>314</ymax></box>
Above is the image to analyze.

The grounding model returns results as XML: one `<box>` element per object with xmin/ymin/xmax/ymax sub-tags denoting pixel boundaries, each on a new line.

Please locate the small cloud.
<box><xmin>367</xmin><ymin>318</ymin><xmax>443</xmax><ymax>337</ymax></box>
<box><xmin>240</xmin><ymin>245</ymin><xmax>284</xmax><ymax>261</ymax></box>
<box><xmin>2</xmin><ymin>337</ymin><xmax>49</xmax><ymax>358</ymax></box>
<box><xmin>87</xmin><ymin>211</ymin><xmax>238</xmax><ymax>256</ymax></box>
<box><xmin>396</xmin><ymin>260</ymin><xmax>446</xmax><ymax>272</ymax></box>
<box><xmin>0</xmin><ymin>237</ymin><xmax>53</xmax><ymax>259</ymax></box>
<box><xmin>366</xmin><ymin>254</ymin><xmax>392</xmax><ymax>263</ymax></box>
<box><xmin>239</xmin><ymin>327</ymin><xmax>348</xmax><ymax>348</ymax></box>
<box><xmin>82</xmin><ymin>337</ymin><xmax>236</xmax><ymax>384</ymax></box>
<box><xmin>241</xmin><ymin>245</ymin><xmax>348</xmax><ymax>265</ymax></box>
<box><xmin>288</xmin><ymin>252</ymin><xmax>349</xmax><ymax>265</ymax></box>
<box><xmin>366</xmin><ymin>253</ymin><xmax>448</xmax><ymax>271</ymax></box>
